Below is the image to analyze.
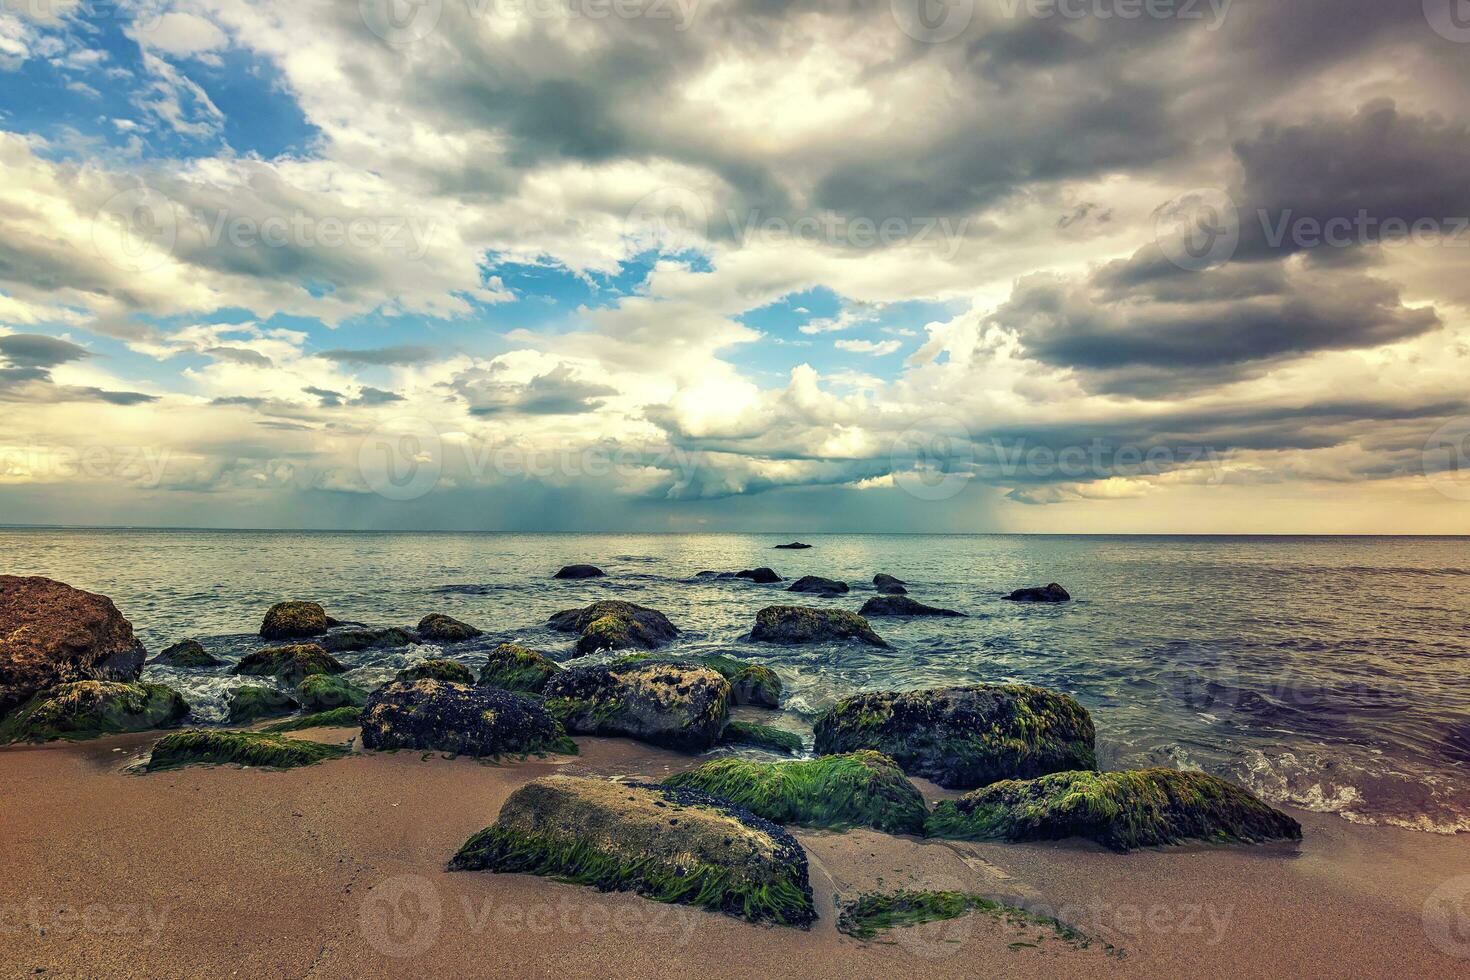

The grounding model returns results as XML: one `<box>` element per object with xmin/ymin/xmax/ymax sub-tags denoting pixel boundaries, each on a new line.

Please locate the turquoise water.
<box><xmin>4</xmin><ymin>529</ymin><xmax>1469</xmax><ymax>833</ymax></box>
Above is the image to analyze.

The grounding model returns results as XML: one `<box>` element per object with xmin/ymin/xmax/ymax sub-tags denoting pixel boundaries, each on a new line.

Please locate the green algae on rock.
<box><xmin>321</xmin><ymin>627</ymin><xmax>415</xmax><ymax>654</ymax></box>
<box><xmin>926</xmin><ymin>768</ymin><xmax>1303</xmax><ymax>852</ymax></box>
<box><xmin>0</xmin><ymin>681</ymin><xmax>188</xmax><ymax>744</ymax></box>
<box><xmin>262</xmin><ymin>706</ymin><xmax>362</xmax><ymax>732</ymax></box>
<box><xmin>540</xmin><ymin>661</ymin><xmax>729</xmax><ymax>751</ymax></box>
<box><xmin>417</xmin><ymin>614</ymin><xmax>484</xmax><ymax>643</ymax></box>
<box><xmin>813</xmin><ymin>684</ymin><xmax>1096</xmax><ymax>790</ymax></box>
<box><xmin>232</xmin><ymin>644</ymin><xmax>346</xmax><ymax>685</ymax></box>
<box><xmin>151</xmin><ymin>640</ymin><xmax>224</xmax><ymax>668</ymax></box>
<box><xmin>146</xmin><ymin>729</ymin><xmax>348</xmax><ymax>771</ymax></box>
<box><xmin>258</xmin><ymin>601</ymin><xmax>330</xmax><ymax>640</ymax></box>
<box><xmin>719</xmin><ymin>720</ymin><xmax>803</xmax><ymax>756</ymax></box>
<box><xmin>296</xmin><ymin>674</ymin><xmax>369</xmax><ymax>711</ymax></box>
<box><xmin>450</xmin><ymin>775</ymin><xmax>816</xmax><ymax>927</ymax></box>
<box><xmin>612</xmin><ymin>652</ymin><xmax>781</xmax><ymax>708</ymax></box>
<box><xmin>361</xmin><ymin>679</ymin><xmax>576</xmax><ymax>758</ymax></box>
<box><xmin>478</xmin><ymin>643</ymin><xmax>563</xmax><ymax>694</ymax></box>
<box><xmin>837</xmin><ymin>890</ymin><xmax>1098</xmax><ymax>951</ymax></box>
<box><xmin>227</xmin><ymin>685</ymin><xmax>301</xmax><ymax>724</ymax></box>
<box><xmin>546</xmin><ymin>600</ymin><xmax>678</xmax><ymax>654</ymax></box>
<box><xmin>395</xmin><ymin>658</ymin><xmax>474</xmax><ymax>685</ymax></box>
<box><xmin>750</xmin><ymin>605</ymin><xmax>888</xmax><ymax>647</ymax></box>
<box><xmin>665</xmin><ymin>751</ymin><xmax>928</xmax><ymax>834</ymax></box>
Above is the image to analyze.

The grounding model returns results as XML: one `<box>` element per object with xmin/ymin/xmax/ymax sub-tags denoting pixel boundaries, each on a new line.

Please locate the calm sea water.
<box><xmin>4</xmin><ymin>529</ymin><xmax>1469</xmax><ymax>834</ymax></box>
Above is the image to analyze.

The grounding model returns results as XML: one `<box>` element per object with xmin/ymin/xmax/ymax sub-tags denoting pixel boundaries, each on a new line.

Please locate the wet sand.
<box><xmin>2</xmin><ymin>730</ymin><xmax>1468</xmax><ymax>979</ymax></box>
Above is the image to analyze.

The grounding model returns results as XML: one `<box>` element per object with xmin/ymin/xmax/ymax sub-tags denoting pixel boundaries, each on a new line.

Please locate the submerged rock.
<box><xmin>259</xmin><ymin>601</ymin><xmax>330</xmax><ymax>640</ymax></box>
<box><xmin>321</xmin><ymin>627</ymin><xmax>415</xmax><ymax>654</ymax></box>
<box><xmin>751</xmin><ymin>606</ymin><xmax>888</xmax><ymax>647</ymax></box>
<box><xmin>813</xmin><ymin>685</ymin><xmax>1097</xmax><ymax>790</ymax></box>
<box><xmin>786</xmin><ymin>575</ymin><xmax>849</xmax><ymax>595</ymax></box>
<box><xmin>547</xmin><ymin>600</ymin><xmax>678</xmax><ymax>655</ymax></box>
<box><xmin>0</xmin><ymin>575</ymin><xmax>147</xmax><ymax>719</ymax></box>
<box><xmin>416</xmin><ymin>613</ymin><xmax>483</xmax><ymax>643</ymax></box>
<box><xmin>553</xmin><ymin>564</ymin><xmax>606</xmax><ymax>579</ymax></box>
<box><xmin>296</xmin><ymin>674</ymin><xmax>369</xmax><ymax>711</ymax></box>
<box><xmin>774</xmin><ymin>542</ymin><xmax>812</xmax><ymax>550</ymax></box>
<box><xmin>361</xmin><ymin>679</ymin><xmax>575</xmax><ymax>757</ymax></box>
<box><xmin>478</xmin><ymin>643</ymin><xmax>562</xmax><ymax>694</ymax></box>
<box><xmin>451</xmin><ymin>775</ymin><xmax>816</xmax><ymax>927</ymax></box>
<box><xmin>147</xmin><ymin>729</ymin><xmax>348</xmax><ymax>771</ymax></box>
<box><xmin>151</xmin><ymin>640</ymin><xmax>224</xmax><ymax>668</ymax></box>
<box><xmin>666</xmin><ymin>751</ymin><xmax>928</xmax><ymax>835</ymax></box>
<box><xmin>0</xmin><ymin>681</ymin><xmax>188</xmax><ymax>744</ymax></box>
<box><xmin>858</xmin><ymin>595</ymin><xmax>964</xmax><ymax>618</ymax></box>
<box><xmin>872</xmin><ymin>573</ymin><xmax>908</xmax><ymax>595</ymax></box>
<box><xmin>719</xmin><ymin>721</ymin><xmax>803</xmax><ymax>756</ymax></box>
<box><xmin>541</xmin><ymin>661</ymin><xmax>729</xmax><ymax>751</ymax></box>
<box><xmin>737</xmin><ymin>567</ymin><xmax>783</xmax><ymax>584</ymax></box>
<box><xmin>227</xmin><ymin>685</ymin><xmax>301</xmax><ymax>724</ymax></box>
<box><xmin>926</xmin><ymin>768</ymin><xmax>1303</xmax><ymax>852</ymax></box>
<box><xmin>1003</xmin><ymin>583</ymin><xmax>1071</xmax><ymax>603</ymax></box>
<box><xmin>232</xmin><ymin>644</ymin><xmax>346</xmax><ymax>685</ymax></box>
<box><xmin>394</xmin><ymin>658</ymin><xmax>474</xmax><ymax>685</ymax></box>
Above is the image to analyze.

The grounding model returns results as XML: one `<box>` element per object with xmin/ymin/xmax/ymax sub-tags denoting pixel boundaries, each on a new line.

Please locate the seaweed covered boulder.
<box><xmin>147</xmin><ymin>729</ymin><xmax>348</xmax><ymax>771</ymax></box>
<box><xmin>322</xmin><ymin>627</ymin><xmax>415</xmax><ymax>654</ymax></box>
<box><xmin>451</xmin><ymin>776</ymin><xmax>816</xmax><ymax>927</ymax></box>
<box><xmin>361</xmin><ymin>679</ymin><xmax>575</xmax><ymax>757</ymax></box>
<box><xmin>554</xmin><ymin>564</ymin><xmax>606</xmax><ymax>579</ymax></box>
<box><xmin>695</xmin><ymin>653</ymin><xmax>782</xmax><ymax>708</ymax></box>
<box><xmin>858</xmin><ymin>595</ymin><xmax>964</xmax><ymax>618</ymax></box>
<box><xmin>786</xmin><ymin>575</ymin><xmax>849</xmax><ymax>596</ymax></box>
<box><xmin>751</xmin><ymin>606</ymin><xmax>888</xmax><ymax>648</ymax></box>
<box><xmin>926</xmin><ymin>768</ymin><xmax>1302</xmax><ymax>852</ymax></box>
<box><xmin>872</xmin><ymin>573</ymin><xmax>907</xmax><ymax>595</ymax></box>
<box><xmin>416</xmin><ymin>614</ymin><xmax>483</xmax><ymax>644</ymax></box>
<box><xmin>1003</xmin><ymin>583</ymin><xmax>1071</xmax><ymax>603</ymax></box>
<box><xmin>0</xmin><ymin>681</ymin><xmax>188</xmax><ymax>744</ymax></box>
<box><xmin>232</xmin><ymin>644</ymin><xmax>345</xmax><ymax>685</ymax></box>
<box><xmin>541</xmin><ymin>661</ymin><xmax>729</xmax><ymax>751</ymax></box>
<box><xmin>813</xmin><ymin>685</ymin><xmax>1096</xmax><ymax>790</ymax></box>
<box><xmin>227</xmin><ymin>685</ymin><xmax>300</xmax><ymax>723</ymax></box>
<box><xmin>151</xmin><ymin>640</ymin><xmax>224</xmax><ymax>668</ymax></box>
<box><xmin>478</xmin><ymin>643</ymin><xmax>562</xmax><ymax>694</ymax></box>
<box><xmin>547</xmin><ymin>600</ymin><xmax>678</xmax><ymax>655</ymax></box>
<box><xmin>395</xmin><ymin>658</ymin><xmax>474</xmax><ymax>685</ymax></box>
<box><xmin>666</xmin><ymin>751</ymin><xmax>928</xmax><ymax>835</ymax></box>
<box><xmin>297</xmin><ymin>674</ymin><xmax>369</xmax><ymax>711</ymax></box>
<box><xmin>720</xmin><ymin>721</ymin><xmax>803</xmax><ymax>756</ymax></box>
<box><xmin>0</xmin><ymin>575</ymin><xmax>147</xmax><ymax>719</ymax></box>
<box><xmin>264</xmin><ymin>706</ymin><xmax>362</xmax><ymax>732</ymax></box>
<box><xmin>258</xmin><ymin>601</ymin><xmax>330</xmax><ymax>640</ymax></box>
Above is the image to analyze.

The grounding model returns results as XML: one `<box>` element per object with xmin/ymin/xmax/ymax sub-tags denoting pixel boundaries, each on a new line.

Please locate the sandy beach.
<box><xmin>2</xmin><ymin>728</ymin><xmax>1467</xmax><ymax>979</ymax></box>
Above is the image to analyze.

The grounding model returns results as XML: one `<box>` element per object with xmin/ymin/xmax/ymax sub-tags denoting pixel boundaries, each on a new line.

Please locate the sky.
<box><xmin>1</xmin><ymin>0</ymin><xmax>1470</xmax><ymax>532</ymax></box>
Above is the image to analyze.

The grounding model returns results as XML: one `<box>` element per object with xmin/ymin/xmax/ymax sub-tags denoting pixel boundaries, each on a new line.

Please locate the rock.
<box><xmin>773</xmin><ymin>542</ymin><xmax>812</xmax><ymax>549</ymax></box>
<box><xmin>858</xmin><ymin>595</ymin><xmax>964</xmax><ymax>618</ymax></box>
<box><xmin>1003</xmin><ymin>583</ymin><xmax>1071</xmax><ymax>603</ymax></box>
<box><xmin>815</xmin><ymin>685</ymin><xmax>1096</xmax><ymax>790</ymax></box>
<box><xmin>151</xmin><ymin>640</ymin><xmax>224</xmax><ymax>668</ymax></box>
<box><xmin>416</xmin><ymin>614</ymin><xmax>483</xmax><ymax>643</ymax></box>
<box><xmin>296</xmin><ymin>674</ymin><xmax>369</xmax><ymax>711</ymax></box>
<box><xmin>719</xmin><ymin>721</ymin><xmax>803</xmax><ymax>756</ymax></box>
<box><xmin>695</xmin><ymin>654</ymin><xmax>782</xmax><ymax>707</ymax></box>
<box><xmin>146</xmin><ymin>730</ymin><xmax>348</xmax><ymax>771</ymax></box>
<box><xmin>258</xmin><ymin>601</ymin><xmax>330</xmax><ymax>640</ymax></box>
<box><xmin>231</xmin><ymin>644</ymin><xmax>346</xmax><ymax>685</ymax></box>
<box><xmin>541</xmin><ymin>661</ymin><xmax>729</xmax><ymax>751</ymax></box>
<box><xmin>478</xmin><ymin>643</ymin><xmax>562</xmax><ymax>694</ymax></box>
<box><xmin>751</xmin><ymin>606</ymin><xmax>888</xmax><ymax>647</ymax></box>
<box><xmin>450</xmin><ymin>775</ymin><xmax>816</xmax><ymax>927</ymax></box>
<box><xmin>227</xmin><ymin>685</ymin><xmax>301</xmax><ymax>724</ymax></box>
<box><xmin>786</xmin><ymin>576</ymin><xmax>849</xmax><ymax>595</ymax></box>
<box><xmin>665</xmin><ymin>751</ymin><xmax>928</xmax><ymax>835</ymax></box>
<box><xmin>872</xmin><ymin>574</ymin><xmax>907</xmax><ymax>595</ymax></box>
<box><xmin>547</xmin><ymin>600</ymin><xmax>678</xmax><ymax>654</ymax></box>
<box><xmin>0</xmin><ymin>575</ymin><xmax>147</xmax><ymax>719</ymax></box>
<box><xmin>361</xmin><ymin>679</ymin><xmax>575</xmax><ymax>757</ymax></box>
<box><xmin>0</xmin><ymin>681</ymin><xmax>188</xmax><ymax>744</ymax></box>
<box><xmin>395</xmin><ymin>659</ymin><xmax>474</xmax><ymax>685</ymax></box>
<box><xmin>736</xmin><ymin>567</ymin><xmax>783</xmax><ymax>583</ymax></box>
<box><xmin>263</xmin><ymin>707</ymin><xmax>362</xmax><ymax>732</ymax></box>
<box><xmin>553</xmin><ymin>564</ymin><xmax>606</xmax><ymax>579</ymax></box>
<box><xmin>321</xmin><ymin>627</ymin><xmax>415</xmax><ymax>654</ymax></box>
<box><xmin>926</xmin><ymin>768</ymin><xmax>1303</xmax><ymax>852</ymax></box>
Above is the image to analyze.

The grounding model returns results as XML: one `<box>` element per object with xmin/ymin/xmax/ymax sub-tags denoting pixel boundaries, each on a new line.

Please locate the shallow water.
<box><xmin>4</xmin><ymin>529</ymin><xmax>1469</xmax><ymax>833</ymax></box>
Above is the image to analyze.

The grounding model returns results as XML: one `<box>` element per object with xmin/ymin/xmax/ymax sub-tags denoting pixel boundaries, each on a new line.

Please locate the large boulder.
<box><xmin>0</xmin><ymin>681</ymin><xmax>188</xmax><ymax>744</ymax></box>
<box><xmin>786</xmin><ymin>576</ymin><xmax>848</xmax><ymax>595</ymax></box>
<box><xmin>416</xmin><ymin>614</ymin><xmax>483</xmax><ymax>643</ymax></box>
<box><xmin>296</xmin><ymin>674</ymin><xmax>369</xmax><ymax>711</ymax></box>
<box><xmin>231</xmin><ymin>644</ymin><xmax>345</xmax><ymax>685</ymax></box>
<box><xmin>478</xmin><ymin>643</ymin><xmax>562</xmax><ymax>694</ymax></box>
<box><xmin>259</xmin><ymin>601</ymin><xmax>330</xmax><ymax>640</ymax></box>
<box><xmin>541</xmin><ymin>661</ymin><xmax>729</xmax><ymax>751</ymax></box>
<box><xmin>227</xmin><ymin>686</ymin><xmax>300</xmax><ymax>723</ymax></box>
<box><xmin>547</xmin><ymin>600</ymin><xmax>678</xmax><ymax>655</ymax></box>
<box><xmin>694</xmin><ymin>653</ymin><xmax>781</xmax><ymax>708</ymax></box>
<box><xmin>872</xmin><ymin>573</ymin><xmax>907</xmax><ymax>595</ymax></box>
<box><xmin>1003</xmin><ymin>583</ymin><xmax>1071</xmax><ymax>603</ymax></box>
<box><xmin>0</xmin><ymin>575</ymin><xmax>146</xmax><ymax>718</ymax></box>
<box><xmin>926</xmin><ymin>768</ymin><xmax>1303</xmax><ymax>852</ymax></box>
<box><xmin>321</xmin><ymin>627</ymin><xmax>415</xmax><ymax>654</ymax></box>
<box><xmin>813</xmin><ymin>685</ymin><xmax>1097</xmax><ymax>790</ymax></box>
<box><xmin>150</xmin><ymin>640</ymin><xmax>224</xmax><ymax>668</ymax></box>
<box><xmin>361</xmin><ymin>679</ymin><xmax>575</xmax><ymax>757</ymax></box>
<box><xmin>394</xmin><ymin>658</ymin><xmax>474</xmax><ymax>685</ymax></box>
<box><xmin>751</xmin><ymin>606</ymin><xmax>888</xmax><ymax>647</ymax></box>
<box><xmin>553</xmin><ymin>564</ymin><xmax>605</xmax><ymax>579</ymax></box>
<box><xmin>858</xmin><ymin>595</ymin><xmax>964</xmax><ymax>618</ymax></box>
<box><xmin>451</xmin><ymin>776</ymin><xmax>816</xmax><ymax>927</ymax></box>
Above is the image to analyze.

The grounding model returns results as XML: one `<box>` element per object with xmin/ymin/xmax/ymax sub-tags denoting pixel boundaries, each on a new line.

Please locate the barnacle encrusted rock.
<box><xmin>546</xmin><ymin>600</ymin><xmax>678</xmax><ymax>655</ymax></box>
<box><xmin>394</xmin><ymin>658</ymin><xmax>474</xmax><ymax>685</ymax></box>
<box><xmin>258</xmin><ymin>601</ymin><xmax>330</xmax><ymax>640</ymax></box>
<box><xmin>540</xmin><ymin>661</ymin><xmax>729</xmax><ymax>751</ymax></box>
<box><xmin>361</xmin><ymin>679</ymin><xmax>575</xmax><ymax>757</ymax></box>
<box><xmin>750</xmin><ymin>606</ymin><xmax>888</xmax><ymax>647</ymax></box>
<box><xmin>0</xmin><ymin>681</ymin><xmax>188</xmax><ymax>744</ymax></box>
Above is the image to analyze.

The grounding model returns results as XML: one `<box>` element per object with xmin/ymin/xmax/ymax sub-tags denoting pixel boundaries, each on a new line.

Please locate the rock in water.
<box><xmin>227</xmin><ymin>686</ymin><xmax>300</xmax><ymax>723</ymax></box>
<box><xmin>0</xmin><ymin>681</ymin><xmax>188</xmax><ymax>744</ymax></box>
<box><xmin>750</xmin><ymin>606</ymin><xmax>888</xmax><ymax>647</ymax></box>
<box><xmin>553</xmin><ymin>564</ymin><xmax>606</xmax><ymax>579</ymax></box>
<box><xmin>872</xmin><ymin>573</ymin><xmax>908</xmax><ymax>595</ymax></box>
<box><xmin>1003</xmin><ymin>583</ymin><xmax>1071</xmax><ymax>603</ymax></box>
<box><xmin>0</xmin><ymin>575</ymin><xmax>147</xmax><ymax>718</ymax></box>
<box><xmin>786</xmin><ymin>575</ymin><xmax>849</xmax><ymax>595</ymax></box>
<box><xmin>719</xmin><ymin>721</ymin><xmax>803</xmax><ymax>756</ymax></box>
<box><xmin>232</xmin><ymin>644</ymin><xmax>346</xmax><ymax>685</ymax></box>
<box><xmin>814</xmin><ymin>685</ymin><xmax>1097</xmax><ymax>790</ymax></box>
<box><xmin>736</xmin><ymin>567</ymin><xmax>783</xmax><ymax>583</ymax></box>
<box><xmin>773</xmin><ymin>542</ymin><xmax>812</xmax><ymax>550</ymax></box>
<box><xmin>259</xmin><ymin>601</ymin><xmax>330</xmax><ymax>639</ymax></box>
<box><xmin>926</xmin><ymin>768</ymin><xmax>1303</xmax><ymax>852</ymax></box>
<box><xmin>394</xmin><ymin>659</ymin><xmax>474</xmax><ymax>685</ymax></box>
<box><xmin>296</xmin><ymin>674</ymin><xmax>369</xmax><ymax>711</ymax></box>
<box><xmin>361</xmin><ymin>679</ymin><xmax>575</xmax><ymax>757</ymax></box>
<box><xmin>321</xmin><ymin>627</ymin><xmax>415</xmax><ymax>654</ymax></box>
<box><xmin>546</xmin><ymin>600</ymin><xmax>678</xmax><ymax>654</ymax></box>
<box><xmin>541</xmin><ymin>661</ymin><xmax>729</xmax><ymax>751</ymax></box>
<box><xmin>450</xmin><ymin>775</ymin><xmax>816</xmax><ymax>927</ymax></box>
<box><xmin>151</xmin><ymin>640</ymin><xmax>224</xmax><ymax>668</ymax></box>
<box><xmin>478</xmin><ymin>643</ymin><xmax>562</xmax><ymax>694</ymax></box>
<box><xmin>858</xmin><ymin>595</ymin><xmax>964</xmax><ymax>618</ymax></box>
<box><xmin>665</xmin><ymin>751</ymin><xmax>928</xmax><ymax>835</ymax></box>
<box><xmin>416</xmin><ymin>614</ymin><xmax>484</xmax><ymax>643</ymax></box>
<box><xmin>612</xmin><ymin>652</ymin><xmax>781</xmax><ymax>708</ymax></box>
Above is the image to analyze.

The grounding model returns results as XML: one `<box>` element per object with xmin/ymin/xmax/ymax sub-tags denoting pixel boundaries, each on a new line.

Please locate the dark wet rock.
<box><xmin>394</xmin><ymin>658</ymin><xmax>475</xmax><ymax>685</ymax></box>
<box><xmin>547</xmin><ymin>600</ymin><xmax>678</xmax><ymax>655</ymax></box>
<box><xmin>416</xmin><ymin>614</ymin><xmax>483</xmax><ymax>643</ymax></box>
<box><xmin>813</xmin><ymin>684</ymin><xmax>1097</xmax><ymax>790</ymax></box>
<box><xmin>926</xmin><ymin>768</ymin><xmax>1303</xmax><ymax>852</ymax></box>
<box><xmin>296</xmin><ymin>674</ymin><xmax>369</xmax><ymax>711</ymax></box>
<box><xmin>151</xmin><ymin>640</ymin><xmax>224</xmax><ymax>668</ymax></box>
<box><xmin>478</xmin><ymin>643</ymin><xmax>562</xmax><ymax>694</ymax></box>
<box><xmin>450</xmin><ymin>775</ymin><xmax>816</xmax><ymax>927</ymax></box>
<box><xmin>554</xmin><ymin>564</ymin><xmax>606</xmax><ymax>579</ymax></box>
<box><xmin>858</xmin><ymin>595</ymin><xmax>964</xmax><ymax>618</ymax></box>
<box><xmin>541</xmin><ymin>661</ymin><xmax>730</xmax><ymax>751</ymax></box>
<box><xmin>0</xmin><ymin>575</ymin><xmax>147</xmax><ymax>719</ymax></box>
<box><xmin>321</xmin><ymin>627</ymin><xmax>415</xmax><ymax>654</ymax></box>
<box><xmin>872</xmin><ymin>574</ymin><xmax>908</xmax><ymax>595</ymax></box>
<box><xmin>0</xmin><ymin>681</ymin><xmax>188</xmax><ymax>744</ymax></box>
<box><xmin>614</xmin><ymin>652</ymin><xmax>781</xmax><ymax>709</ymax></box>
<box><xmin>719</xmin><ymin>721</ymin><xmax>803</xmax><ymax>756</ymax></box>
<box><xmin>1003</xmin><ymin>583</ymin><xmax>1071</xmax><ymax>603</ymax></box>
<box><xmin>737</xmin><ymin>567</ymin><xmax>783</xmax><ymax>583</ymax></box>
<box><xmin>259</xmin><ymin>601</ymin><xmax>330</xmax><ymax>640</ymax></box>
<box><xmin>147</xmin><ymin>729</ymin><xmax>348</xmax><ymax>771</ymax></box>
<box><xmin>232</xmin><ymin>644</ymin><xmax>346</xmax><ymax>685</ymax></box>
<box><xmin>227</xmin><ymin>685</ymin><xmax>301</xmax><ymax>724</ymax></box>
<box><xmin>751</xmin><ymin>606</ymin><xmax>888</xmax><ymax>647</ymax></box>
<box><xmin>774</xmin><ymin>542</ymin><xmax>812</xmax><ymax>549</ymax></box>
<box><xmin>362</xmin><ymin>679</ymin><xmax>575</xmax><ymax>757</ymax></box>
<box><xmin>786</xmin><ymin>576</ymin><xmax>849</xmax><ymax>595</ymax></box>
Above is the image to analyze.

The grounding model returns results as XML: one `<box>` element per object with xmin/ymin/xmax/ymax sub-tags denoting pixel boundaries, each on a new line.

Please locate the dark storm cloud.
<box><xmin>0</xmin><ymin>333</ymin><xmax>157</xmax><ymax>405</ymax></box>
<box><xmin>316</xmin><ymin>344</ymin><xmax>436</xmax><ymax>366</ymax></box>
<box><xmin>447</xmin><ymin>363</ymin><xmax>618</xmax><ymax>416</ymax></box>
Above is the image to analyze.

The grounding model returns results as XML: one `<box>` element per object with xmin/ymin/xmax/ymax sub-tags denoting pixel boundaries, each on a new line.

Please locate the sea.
<box><xmin>3</xmin><ymin>528</ymin><xmax>1468</xmax><ymax>835</ymax></box>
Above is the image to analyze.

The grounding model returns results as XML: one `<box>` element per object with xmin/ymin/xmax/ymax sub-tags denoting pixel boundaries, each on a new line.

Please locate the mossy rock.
<box><xmin>665</xmin><ymin>751</ymin><xmax>927</xmax><ymax>834</ymax></box>
<box><xmin>227</xmin><ymin>685</ymin><xmax>301</xmax><ymax>724</ymax></box>
<box><xmin>547</xmin><ymin>600</ymin><xmax>678</xmax><ymax>655</ymax></box>
<box><xmin>751</xmin><ymin>606</ymin><xmax>888</xmax><ymax>647</ymax></box>
<box><xmin>837</xmin><ymin>890</ymin><xmax>1089</xmax><ymax>947</ymax></box>
<box><xmin>926</xmin><ymin>768</ymin><xmax>1303</xmax><ymax>852</ymax></box>
<box><xmin>361</xmin><ymin>679</ymin><xmax>576</xmax><ymax>758</ymax></box>
<box><xmin>451</xmin><ymin>776</ymin><xmax>816</xmax><ymax>927</ymax></box>
<box><xmin>296</xmin><ymin>674</ymin><xmax>369</xmax><ymax>712</ymax></box>
<box><xmin>151</xmin><ymin>640</ymin><xmax>224</xmax><ymax>668</ymax></box>
<box><xmin>321</xmin><ymin>627</ymin><xmax>415</xmax><ymax>654</ymax></box>
<box><xmin>231</xmin><ymin>644</ymin><xmax>346</xmax><ymax>685</ymax></box>
<box><xmin>621</xmin><ymin>653</ymin><xmax>782</xmax><ymax>708</ymax></box>
<box><xmin>541</xmin><ymin>662</ymin><xmax>729</xmax><ymax>752</ymax></box>
<box><xmin>417</xmin><ymin>614</ymin><xmax>483</xmax><ymax>643</ymax></box>
<box><xmin>813</xmin><ymin>684</ymin><xmax>1096</xmax><ymax>790</ymax></box>
<box><xmin>479</xmin><ymin>643</ymin><xmax>562</xmax><ymax>694</ymax></box>
<box><xmin>0</xmin><ymin>681</ymin><xmax>189</xmax><ymax>744</ymax></box>
<box><xmin>395</xmin><ymin>658</ymin><xmax>475</xmax><ymax>685</ymax></box>
<box><xmin>858</xmin><ymin>595</ymin><xmax>964</xmax><ymax>618</ymax></box>
<box><xmin>146</xmin><ymin>729</ymin><xmax>348</xmax><ymax>770</ymax></box>
<box><xmin>259</xmin><ymin>601</ymin><xmax>329</xmax><ymax>640</ymax></box>
<box><xmin>263</xmin><ymin>707</ymin><xmax>363</xmax><ymax>732</ymax></box>
<box><xmin>720</xmin><ymin>721</ymin><xmax>803</xmax><ymax>756</ymax></box>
